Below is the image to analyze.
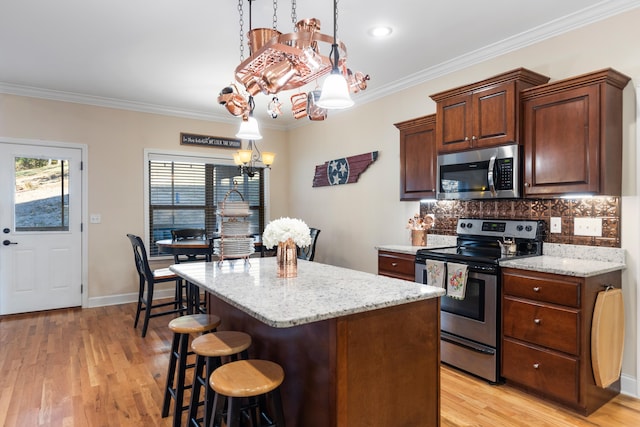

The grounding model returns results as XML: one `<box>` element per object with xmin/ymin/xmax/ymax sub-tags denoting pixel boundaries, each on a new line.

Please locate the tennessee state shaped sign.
<box><xmin>312</xmin><ymin>151</ymin><xmax>379</xmax><ymax>187</ymax></box>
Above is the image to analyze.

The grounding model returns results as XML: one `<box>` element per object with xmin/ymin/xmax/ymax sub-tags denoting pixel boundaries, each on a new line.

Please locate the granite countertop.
<box><xmin>376</xmin><ymin>235</ymin><xmax>458</xmax><ymax>255</ymax></box>
<box><xmin>499</xmin><ymin>256</ymin><xmax>625</xmax><ymax>277</ymax></box>
<box><xmin>499</xmin><ymin>243</ymin><xmax>626</xmax><ymax>277</ymax></box>
<box><xmin>377</xmin><ymin>239</ymin><xmax>625</xmax><ymax>278</ymax></box>
<box><xmin>170</xmin><ymin>258</ymin><xmax>445</xmax><ymax>328</ymax></box>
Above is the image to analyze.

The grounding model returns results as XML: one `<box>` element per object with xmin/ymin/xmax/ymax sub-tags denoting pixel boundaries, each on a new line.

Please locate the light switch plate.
<box><xmin>574</xmin><ymin>217</ymin><xmax>602</xmax><ymax>237</ymax></box>
<box><xmin>550</xmin><ymin>217</ymin><xmax>561</xmax><ymax>233</ymax></box>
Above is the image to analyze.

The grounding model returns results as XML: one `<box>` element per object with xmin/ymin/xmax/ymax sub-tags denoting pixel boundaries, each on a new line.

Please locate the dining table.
<box><xmin>156</xmin><ymin>236</ymin><xmax>267</xmax><ymax>262</ymax></box>
<box><xmin>155</xmin><ymin>238</ymin><xmax>215</xmax><ymax>262</ymax></box>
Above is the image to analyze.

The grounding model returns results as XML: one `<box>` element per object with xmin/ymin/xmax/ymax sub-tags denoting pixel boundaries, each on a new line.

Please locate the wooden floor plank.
<box><xmin>1</xmin><ymin>303</ymin><xmax>639</xmax><ymax>426</ymax></box>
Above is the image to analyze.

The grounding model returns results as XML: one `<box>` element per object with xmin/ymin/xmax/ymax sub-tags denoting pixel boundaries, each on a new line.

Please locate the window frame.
<box><xmin>143</xmin><ymin>148</ymin><xmax>271</xmax><ymax>259</ymax></box>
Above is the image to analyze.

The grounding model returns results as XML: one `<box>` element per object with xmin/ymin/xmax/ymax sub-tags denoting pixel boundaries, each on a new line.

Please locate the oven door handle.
<box><xmin>487</xmin><ymin>154</ymin><xmax>497</xmax><ymax>197</ymax></box>
<box><xmin>441</xmin><ymin>334</ymin><xmax>496</xmax><ymax>355</ymax></box>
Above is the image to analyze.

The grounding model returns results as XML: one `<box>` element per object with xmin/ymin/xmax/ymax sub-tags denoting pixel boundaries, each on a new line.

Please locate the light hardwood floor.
<box><xmin>1</xmin><ymin>303</ymin><xmax>639</xmax><ymax>426</ymax></box>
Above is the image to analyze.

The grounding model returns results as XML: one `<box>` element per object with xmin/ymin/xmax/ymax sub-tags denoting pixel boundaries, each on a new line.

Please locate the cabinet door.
<box><xmin>435</xmin><ymin>94</ymin><xmax>473</xmax><ymax>153</ymax></box>
<box><xmin>396</xmin><ymin>115</ymin><xmax>437</xmax><ymax>200</ymax></box>
<box><xmin>472</xmin><ymin>81</ymin><xmax>516</xmax><ymax>149</ymax></box>
<box><xmin>523</xmin><ymin>85</ymin><xmax>600</xmax><ymax>196</ymax></box>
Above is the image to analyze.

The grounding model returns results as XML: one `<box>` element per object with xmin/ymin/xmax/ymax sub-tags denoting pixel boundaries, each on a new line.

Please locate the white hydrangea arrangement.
<box><xmin>262</xmin><ymin>217</ymin><xmax>312</xmax><ymax>249</ymax></box>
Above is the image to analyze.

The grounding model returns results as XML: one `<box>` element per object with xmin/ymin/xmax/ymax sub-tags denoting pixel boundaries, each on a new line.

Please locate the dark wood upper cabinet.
<box><xmin>430</xmin><ymin>68</ymin><xmax>549</xmax><ymax>154</ymax></box>
<box><xmin>394</xmin><ymin>114</ymin><xmax>437</xmax><ymax>200</ymax></box>
<box><xmin>521</xmin><ymin>69</ymin><xmax>630</xmax><ymax>197</ymax></box>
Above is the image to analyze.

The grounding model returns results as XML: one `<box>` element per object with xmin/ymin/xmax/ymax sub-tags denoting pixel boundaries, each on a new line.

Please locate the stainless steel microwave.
<box><xmin>436</xmin><ymin>143</ymin><xmax>520</xmax><ymax>200</ymax></box>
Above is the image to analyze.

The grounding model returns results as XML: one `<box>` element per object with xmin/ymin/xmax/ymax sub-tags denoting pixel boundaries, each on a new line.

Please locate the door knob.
<box><xmin>2</xmin><ymin>240</ymin><xmax>17</xmax><ymax>246</ymax></box>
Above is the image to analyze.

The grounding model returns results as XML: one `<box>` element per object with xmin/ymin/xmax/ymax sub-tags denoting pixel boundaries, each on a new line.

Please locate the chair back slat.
<box><xmin>127</xmin><ymin>234</ymin><xmax>154</xmax><ymax>283</ymax></box>
<box><xmin>297</xmin><ymin>228</ymin><xmax>320</xmax><ymax>261</ymax></box>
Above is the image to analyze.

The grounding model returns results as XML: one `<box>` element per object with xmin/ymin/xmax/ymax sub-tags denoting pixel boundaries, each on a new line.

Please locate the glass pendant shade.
<box><xmin>236</xmin><ymin>116</ymin><xmax>262</xmax><ymax>140</ymax></box>
<box><xmin>238</xmin><ymin>149</ymin><xmax>253</xmax><ymax>164</ymax></box>
<box><xmin>232</xmin><ymin>152</ymin><xmax>243</xmax><ymax>165</ymax></box>
<box><xmin>261</xmin><ymin>151</ymin><xmax>276</xmax><ymax>166</ymax></box>
<box><xmin>316</xmin><ymin>71</ymin><xmax>354</xmax><ymax>109</ymax></box>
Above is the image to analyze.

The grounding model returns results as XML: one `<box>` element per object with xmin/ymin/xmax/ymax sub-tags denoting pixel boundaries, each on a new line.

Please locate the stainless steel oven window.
<box><xmin>441</xmin><ymin>277</ymin><xmax>485</xmax><ymax>321</ymax></box>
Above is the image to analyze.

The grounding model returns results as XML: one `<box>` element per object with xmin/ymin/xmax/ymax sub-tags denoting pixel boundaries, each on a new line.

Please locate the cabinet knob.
<box><xmin>533</xmin><ymin>363</ymin><xmax>540</xmax><ymax>369</ymax></box>
<box><xmin>534</xmin><ymin>318</ymin><xmax>541</xmax><ymax>325</ymax></box>
<box><xmin>391</xmin><ymin>262</ymin><xmax>398</xmax><ymax>267</ymax></box>
<box><xmin>471</xmin><ymin>135</ymin><xmax>477</xmax><ymax>141</ymax></box>
<box><xmin>464</xmin><ymin>136</ymin><xmax>470</xmax><ymax>141</ymax></box>
<box><xmin>524</xmin><ymin>182</ymin><xmax>530</xmax><ymax>187</ymax></box>
<box><xmin>533</xmin><ymin>286</ymin><xmax>540</xmax><ymax>292</ymax></box>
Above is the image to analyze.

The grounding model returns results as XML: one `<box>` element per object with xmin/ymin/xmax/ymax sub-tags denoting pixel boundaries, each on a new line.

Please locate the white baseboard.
<box><xmin>621</xmin><ymin>373</ymin><xmax>638</xmax><ymax>398</ymax></box>
<box><xmin>86</xmin><ymin>288</ymin><xmax>176</xmax><ymax>308</ymax></box>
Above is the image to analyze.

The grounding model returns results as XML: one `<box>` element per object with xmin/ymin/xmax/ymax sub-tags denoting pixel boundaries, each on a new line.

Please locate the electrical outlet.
<box><xmin>574</xmin><ymin>217</ymin><xmax>602</xmax><ymax>237</ymax></box>
<box><xmin>550</xmin><ymin>217</ymin><xmax>561</xmax><ymax>234</ymax></box>
<box><xmin>90</xmin><ymin>214</ymin><xmax>102</xmax><ymax>224</ymax></box>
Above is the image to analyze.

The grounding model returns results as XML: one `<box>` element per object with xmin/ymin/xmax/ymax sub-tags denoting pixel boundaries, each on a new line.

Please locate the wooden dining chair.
<box><xmin>170</xmin><ymin>228</ymin><xmax>209</xmax><ymax>263</ymax></box>
<box><xmin>127</xmin><ymin>234</ymin><xmax>185</xmax><ymax>337</ymax></box>
<box><xmin>297</xmin><ymin>228</ymin><xmax>320</xmax><ymax>261</ymax></box>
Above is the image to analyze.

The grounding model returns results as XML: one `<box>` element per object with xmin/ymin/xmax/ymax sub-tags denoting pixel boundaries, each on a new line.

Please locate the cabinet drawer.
<box><xmin>378</xmin><ymin>251</ymin><xmax>415</xmax><ymax>281</ymax></box>
<box><xmin>503</xmin><ymin>271</ymin><xmax>580</xmax><ymax>307</ymax></box>
<box><xmin>502</xmin><ymin>338</ymin><xmax>579</xmax><ymax>405</ymax></box>
<box><xmin>503</xmin><ymin>297</ymin><xmax>579</xmax><ymax>355</ymax></box>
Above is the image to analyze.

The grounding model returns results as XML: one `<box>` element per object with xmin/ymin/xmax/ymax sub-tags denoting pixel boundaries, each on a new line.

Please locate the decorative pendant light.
<box><xmin>316</xmin><ymin>0</ymin><xmax>354</xmax><ymax>109</ymax></box>
<box><xmin>236</xmin><ymin>96</ymin><xmax>262</xmax><ymax>140</ymax></box>
<box><xmin>233</xmin><ymin>139</ymin><xmax>275</xmax><ymax>178</ymax></box>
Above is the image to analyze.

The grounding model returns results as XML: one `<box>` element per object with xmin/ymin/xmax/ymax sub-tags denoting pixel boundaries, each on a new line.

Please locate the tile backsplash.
<box><xmin>420</xmin><ymin>197</ymin><xmax>620</xmax><ymax>248</ymax></box>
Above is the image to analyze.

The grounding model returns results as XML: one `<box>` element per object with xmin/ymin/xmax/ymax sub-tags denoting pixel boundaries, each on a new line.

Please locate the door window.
<box><xmin>14</xmin><ymin>157</ymin><xmax>69</xmax><ymax>231</ymax></box>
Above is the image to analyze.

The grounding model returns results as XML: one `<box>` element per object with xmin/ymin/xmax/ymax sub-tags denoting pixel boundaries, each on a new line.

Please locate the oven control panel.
<box><xmin>457</xmin><ymin>218</ymin><xmax>545</xmax><ymax>240</ymax></box>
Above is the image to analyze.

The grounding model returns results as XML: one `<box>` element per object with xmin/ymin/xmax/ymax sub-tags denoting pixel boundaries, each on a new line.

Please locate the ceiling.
<box><xmin>1</xmin><ymin>0</ymin><xmax>638</xmax><ymax>130</ymax></box>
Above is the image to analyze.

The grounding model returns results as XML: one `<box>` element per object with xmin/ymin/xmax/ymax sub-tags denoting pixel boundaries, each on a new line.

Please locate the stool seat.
<box><xmin>210</xmin><ymin>359</ymin><xmax>284</xmax><ymax>398</ymax></box>
<box><xmin>188</xmin><ymin>331</ymin><xmax>253</xmax><ymax>427</ymax></box>
<box><xmin>168</xmin><ymin>313</ymin><xmax>220</xmax><ymax>334</ymax></box>
<box><xmin>191</xmin><ymin>331</ymin><xmax>252</xmax><ymax>357</ymax></box>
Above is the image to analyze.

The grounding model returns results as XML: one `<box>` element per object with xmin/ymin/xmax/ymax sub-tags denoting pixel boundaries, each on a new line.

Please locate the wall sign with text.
<box><xmin>180</xmin><ymin>132</ymin><xmax>241</xmax><ymax>149</ymax></box>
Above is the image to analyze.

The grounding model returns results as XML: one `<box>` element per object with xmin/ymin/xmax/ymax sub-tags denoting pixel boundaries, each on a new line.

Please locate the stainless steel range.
<box><xmin>415</xmin><ymin>218</ymin><xmax>545</xmax><ymax>383</ymax></box>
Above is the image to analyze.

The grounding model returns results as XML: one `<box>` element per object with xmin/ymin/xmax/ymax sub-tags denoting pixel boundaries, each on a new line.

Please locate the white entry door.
<box><xmin>0</xmin><ymin>142</ymin><xmax>83</xmax><ymax>315</ymax></box>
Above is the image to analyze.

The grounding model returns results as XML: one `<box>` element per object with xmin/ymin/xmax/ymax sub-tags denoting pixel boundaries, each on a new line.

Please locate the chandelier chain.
<box><xmin>238</xmin><ymin>0</ymin><xmax>245</xmax><ymax>61</ymax></box>
<box><xmin>335</xmin><ymin>0</ymin><xmax>339</xmax><ymax>38</ymax></box>
<box><xmin>291</xmin><ymin>0</ymin><xmax>297</xmax><ymax>26</ymax></box>
<box><xmin>272</xmin><ymin>0</ymin><xmax>278</xmax><ymax>30</ymax></box>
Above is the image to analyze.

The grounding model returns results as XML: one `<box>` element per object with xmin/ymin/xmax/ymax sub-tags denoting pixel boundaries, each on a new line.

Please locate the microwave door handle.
<box><xmin>487</xmin><ymin>155</ymin><xmax>497</xmax><ymax>197</ymax></box>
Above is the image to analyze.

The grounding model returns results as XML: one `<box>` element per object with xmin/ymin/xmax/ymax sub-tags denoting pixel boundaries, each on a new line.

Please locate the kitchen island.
<box><xmin>170</xmin><ymin>258</ymin><xmax>445</xmax><ymax>427</ymax></box>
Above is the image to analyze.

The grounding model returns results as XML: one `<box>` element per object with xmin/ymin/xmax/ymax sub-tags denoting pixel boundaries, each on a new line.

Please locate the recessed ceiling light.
<box><xmin>369</xmin><ymin>26</ymin><xmax>392</xmax><ymax>38</ymax></box>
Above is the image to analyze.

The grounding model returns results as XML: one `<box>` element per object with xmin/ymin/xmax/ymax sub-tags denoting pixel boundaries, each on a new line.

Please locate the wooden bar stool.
<box><xmin>187</xmin><ymin>331</ymin><xmax>252</xmax><ymax>427</ymax></box>
<box><xmin>162</xmin><ymin>314</ymin><xmax>221</xmax><ymax>427</ymax></box>
<box><xmin>209</xmin><ymin>359</ymin><xmax>286</xmax><ymax>427</ymax></box>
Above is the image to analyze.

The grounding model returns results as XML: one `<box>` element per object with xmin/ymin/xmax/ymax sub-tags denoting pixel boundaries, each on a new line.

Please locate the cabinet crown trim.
<box><xmin>521</xmin><ymin>68</ymin><xmax>631</xmax><ymax>99</ymax></box>
<box><xmin>429</xmin><ymin>68</ymin><xmax>550</xmax><ymax>101</ymax></box>
<box><xmin>394</xmin><ymin>114</ymin><xmax>436</xmax><ymax>130</ymax></box>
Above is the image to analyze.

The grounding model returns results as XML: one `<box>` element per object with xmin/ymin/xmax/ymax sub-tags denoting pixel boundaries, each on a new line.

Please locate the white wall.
<box><xmin>287</xmin><ymin>9</ymin><xmax>640</xmax><ymax>395</ymax></box>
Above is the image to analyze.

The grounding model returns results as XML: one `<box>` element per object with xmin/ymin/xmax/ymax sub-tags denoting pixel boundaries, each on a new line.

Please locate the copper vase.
<box><xmin>277</xmin><ymin>238</ymin><xmax>298</xmax><ymax>278</ymax></box>
<box><xmin>411</xmin><ymin>230</ymin><xmax>426</xmax><ymax>246</ymax></box>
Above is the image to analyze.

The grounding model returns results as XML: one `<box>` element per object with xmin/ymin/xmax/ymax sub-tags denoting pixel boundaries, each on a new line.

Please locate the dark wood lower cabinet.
<box><xmin>378</xmin><ymin>250</ymin><xmax>416</xmax><ymax>281</ymax></box>
<box><xmin>501</xmin><ymin>268</ymin><xmax>621</xmax><ymax>415</ymax></box>
<box><xmin>207</xmin><ymin>293</ymin><xmax>441</xmax><ymax>426</ymax></box>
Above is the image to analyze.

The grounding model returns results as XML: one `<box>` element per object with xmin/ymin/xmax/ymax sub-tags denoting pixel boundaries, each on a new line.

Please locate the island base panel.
<box><xmin>207</xmin><ymin>294</ymin><xmax>441</xmax><ymax>426</ymax></box>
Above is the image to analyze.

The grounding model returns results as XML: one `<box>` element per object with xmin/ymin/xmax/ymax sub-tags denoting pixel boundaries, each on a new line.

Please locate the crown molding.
<box><xmin>1</xmin><ymin>0</ymin><xmax>638</xmax><ymax>131</ymax></box>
